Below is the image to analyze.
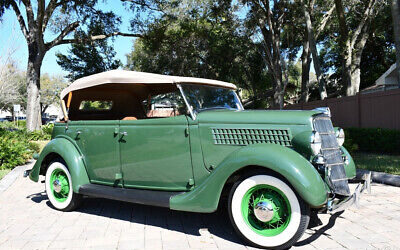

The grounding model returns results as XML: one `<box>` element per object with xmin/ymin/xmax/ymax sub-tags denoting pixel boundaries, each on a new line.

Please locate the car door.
<box><xmin>119</xmin><ymin>115</ymin><xmax>193</xmax><ymax>191</ymax></box>
<box><xmin>66</xmin><ymin>120</ymin><xmax>121</xmax><ymax>186</ymax></box>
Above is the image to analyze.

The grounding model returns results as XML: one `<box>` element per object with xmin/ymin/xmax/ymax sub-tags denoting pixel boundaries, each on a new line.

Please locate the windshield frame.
<box><xmin>177</xmin><ymin>83</ymin><xmax>244</xmax><ymax>120</ymax></box>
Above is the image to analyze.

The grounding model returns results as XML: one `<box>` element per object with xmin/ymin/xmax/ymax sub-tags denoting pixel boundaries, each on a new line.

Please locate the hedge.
<box><xmin>344</xmin><ymin>127</ymin><xmax>400</xmax><ymax>155</ymax></box>
<box><xmin>0</xmin><ymin>123</ymin><xmax>53</xmax><ymax>170</ymax></box>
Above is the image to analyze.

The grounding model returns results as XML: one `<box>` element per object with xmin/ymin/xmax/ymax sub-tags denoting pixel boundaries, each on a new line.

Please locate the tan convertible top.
<box><xmin>60</xmin><ymin>70</ymin><xmax>237</xmax><ymax>99</ymax></box>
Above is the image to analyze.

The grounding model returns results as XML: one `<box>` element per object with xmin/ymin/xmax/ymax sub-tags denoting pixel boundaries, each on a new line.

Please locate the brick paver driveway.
<box><xmin>1</xmin><ymin>164</ymin><xmax>400</xmax><ymax>250</ymax></box>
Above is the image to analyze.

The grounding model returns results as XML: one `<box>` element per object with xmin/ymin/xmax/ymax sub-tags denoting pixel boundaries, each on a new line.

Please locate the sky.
<box><xmin>0</xmin><ymin>1</ymin><xmax>136</xmax><ymax>77</ymax></box>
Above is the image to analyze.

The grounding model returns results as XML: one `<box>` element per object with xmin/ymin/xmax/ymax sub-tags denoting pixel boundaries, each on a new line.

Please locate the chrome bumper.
<box><xmin>327</xmin><ymin>172</ymin><xmax>371</xmax><ymax>214</ymax></box>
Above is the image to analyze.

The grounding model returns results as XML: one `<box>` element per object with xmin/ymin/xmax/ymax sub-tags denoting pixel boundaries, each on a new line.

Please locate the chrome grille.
<box><xmin>314</xmin><ymin>115</ymin><xmax>350</xmax><ymax>196</ymax></box>
<box><xmin>211</xmin><ymin>128</ymin><xmax>292</xmax><ymax>146</ymax></box>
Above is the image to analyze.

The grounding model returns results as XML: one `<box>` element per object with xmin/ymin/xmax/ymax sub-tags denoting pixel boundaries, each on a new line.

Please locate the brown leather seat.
<box><xmin>122</xmin><ymin>116</ymin><xmax>137</xmax><ymax>121</ymax></box>
<box><xmin>147</xmin><ymin>110</ymin><xmax>177</xmax><ymax>118</ymax></box>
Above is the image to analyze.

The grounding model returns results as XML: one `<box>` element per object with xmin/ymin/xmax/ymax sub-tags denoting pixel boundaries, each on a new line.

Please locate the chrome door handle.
<box><xmin>75</xmin><ymin>130</ymin><xmax>82</xmax><ymax>140</ymax></box>
<box><xmin>120</xmin><ymin>131</ymin><xmax>128</xmax><ymax>136</ymax></box>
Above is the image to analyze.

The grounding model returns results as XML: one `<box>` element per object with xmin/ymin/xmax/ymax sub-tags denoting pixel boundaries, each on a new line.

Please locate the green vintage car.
<box><xmin>26</xmin><ymin>70</ymin><xmax>370</xmax><ymax>249</ymax></box>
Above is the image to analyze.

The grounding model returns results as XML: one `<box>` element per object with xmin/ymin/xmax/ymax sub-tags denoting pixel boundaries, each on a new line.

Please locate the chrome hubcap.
<box><xmin>53</xmin><ymin>179</ymin><xmax>62</xmax><ymax>193</ymax></box>
<box><xmin>254</xmin><ymin>201</ymin><xmax>274</xmax><ymax>222</ymax></box>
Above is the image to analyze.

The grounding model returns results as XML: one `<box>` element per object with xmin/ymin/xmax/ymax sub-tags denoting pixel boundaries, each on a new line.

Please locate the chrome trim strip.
<box><xmin>177</xmin><ymin>84</ymin><xmax>196</xmax><ymax>120</ymax></box>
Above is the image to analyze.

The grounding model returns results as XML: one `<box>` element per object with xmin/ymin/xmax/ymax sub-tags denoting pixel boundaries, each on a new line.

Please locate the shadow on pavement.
<box><xmin>294</xmin><ymin>211</ymin><xmax>344</xmax><ymax>247</ymax></box>
<box><xmin>26</xmin><ymin>191</ymin><xmax>48</xmax><ymax>203</ymax></box>
<box><xmin>27</xmin><ymin>193</ymin><xmax>246</xmax><ymax>246</ymax></box>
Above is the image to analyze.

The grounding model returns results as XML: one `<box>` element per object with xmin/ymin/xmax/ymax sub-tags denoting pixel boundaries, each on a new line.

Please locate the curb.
<box><xmin>356</xmin><ymin>169</ymin><xmax>400</xmax><ymax>187</ymax></box>
<box><xmin>0</xmin><ymin>161</ymin><xmax>34</xmax><ymax>194</ymax></box>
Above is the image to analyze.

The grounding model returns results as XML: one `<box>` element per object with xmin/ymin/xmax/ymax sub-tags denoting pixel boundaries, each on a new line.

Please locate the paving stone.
<box><xmin>309</xmin><ymin>235</ymin><xmax>344</xmax><ymax>249</ymax></box>
<box><xmin>1</xmin><ymin>167</ymin><xmax>400</xmax><ymax>250</ymax></box>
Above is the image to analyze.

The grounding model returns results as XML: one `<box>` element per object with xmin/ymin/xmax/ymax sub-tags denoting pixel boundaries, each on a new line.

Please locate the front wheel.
<box><xmin>45</xmin><ymin>161</ymin><xmax>82</xmax><ymax>211</ymax></box>
<box><xmin>228</xmin><ymin>174</ymin><xmax>309</xmax><ymax>249</ymax></box>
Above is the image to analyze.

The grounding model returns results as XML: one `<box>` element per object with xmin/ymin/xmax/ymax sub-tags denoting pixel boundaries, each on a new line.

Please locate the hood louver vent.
<box><xmin>211</xmin><ymin>128</ymin><xmax>292</xmax><ymax>146</ymax></box>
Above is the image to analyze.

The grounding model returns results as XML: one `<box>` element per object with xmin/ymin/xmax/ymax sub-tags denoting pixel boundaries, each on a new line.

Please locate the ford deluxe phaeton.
<box><xmin>26</xmin><ymin>70</ymin><xmax>371</xmax><ymax>249</ymax></box>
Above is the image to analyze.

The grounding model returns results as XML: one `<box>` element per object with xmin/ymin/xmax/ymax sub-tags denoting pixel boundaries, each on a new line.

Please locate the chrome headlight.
<box><xmin>336</xmin><ymin>128</ymin><xmax>345</xmax><ymax>146</ymax></box>
<box><xmin>310</xmin><ymin>131</ymin><xmax>322</xmax><ymax>155</ymax></box>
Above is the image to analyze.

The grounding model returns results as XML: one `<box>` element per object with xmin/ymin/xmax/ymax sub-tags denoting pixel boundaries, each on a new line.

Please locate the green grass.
<box><xmin>0</xmin><ymin>169</ymin><xmax>11</xmax><ymax>180</ymax></box>
<box><xmin>353</xmin><ymin>153</ymin><xmax>400</xmax><ymax>175</ymax></box>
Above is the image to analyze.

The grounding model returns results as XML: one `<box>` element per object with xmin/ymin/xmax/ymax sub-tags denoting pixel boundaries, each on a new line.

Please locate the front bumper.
<box><xmin>327</xmin><ymin>172</ymin><xmax>371</xmax><ymax>214</ymax></box>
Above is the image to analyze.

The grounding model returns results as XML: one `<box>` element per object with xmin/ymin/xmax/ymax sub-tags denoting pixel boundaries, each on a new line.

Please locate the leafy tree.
<box><xmin>334</xmin><ymin>0</ymin><xmax>388</xmax><ymax>96</ymax></box>
<box><xmin>40</xmin><ymin>74</ymin><xmax>67</xmax><ymax>114</ymax></box>
<box><xmin>279</xmin><ymin>0</ymin><xmax>334</xmax><ymax>103</ymax></box>
<box><xmin>0</xmin><ymin>0</ymin><xmax>141</xmax><ymax>131</ymax></box>
<box><xmin>56</xmin><ymin>20</ymin><xmax>121</xmax><ymax>81</ymax></box>
<box><xmin>126</xmin><ymin>0</ymin><xmax>272</xmax><ymax>108</ymax></box>
<box><xmin>0</xmin><ymin>62</ymin><xmax>25</xmax><ymax>113</ymax></box>
<box><xmin>392</xmin><ymin>0</ymin><xmax>400</xmax><ymax>84</ymax></box>
<box><xmin>360</xmin><ymin>3</ymin><xmax>396</xmax><ymax>89</ymax></box>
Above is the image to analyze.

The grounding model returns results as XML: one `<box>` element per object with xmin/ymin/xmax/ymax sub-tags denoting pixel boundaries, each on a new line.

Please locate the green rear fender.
<box><xmin>170</xmin><ymin>143</ymin><xmax>328</xmax><ymax>213</ymax></box>
<box><xmin>29</xmin><ymin>136</ymin><xmax>90</xmax><ymax>193</ymax></box>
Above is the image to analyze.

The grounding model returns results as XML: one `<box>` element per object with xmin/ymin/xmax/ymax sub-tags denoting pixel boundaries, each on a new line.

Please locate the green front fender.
<box><xmin>341</xmin><ymin>146</ymin><xmax>356</xmax><ymax>179</ymax></box>
<box><xmin>29</xmin><ymin>136</ymin><xmax>90</xmax><ymax>193</ymax></box>
<box><xmin>170</xmin><ymin>144</ymin><xmax>328</xmax><ymax>213</ymax></box>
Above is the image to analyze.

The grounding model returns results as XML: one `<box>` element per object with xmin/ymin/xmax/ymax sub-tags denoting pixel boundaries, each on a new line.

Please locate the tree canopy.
<box><xmin>1</xmin><ymin>0</ymin><xmax>398</xmax><ymax>116</ymax></box>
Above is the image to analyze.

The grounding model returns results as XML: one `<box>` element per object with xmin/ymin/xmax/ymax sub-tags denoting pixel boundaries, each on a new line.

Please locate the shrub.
<box><xmin>0</xmin><ymin>130</ymin><xmax>32</xmax><ymax>169</ymax></box>
<box><xmin>344</xmin><ymin>128</ymin><xmax>400</xmax><ymax>155</ymax></box>
<box><xmin>41</xmin><ymin>123</ymin><xmax>54</xmax><ymax>138</ymax></box>
<box><xmin>0</xmin><ymin>122</ymin><xmax>53</xmax><ymax>169</ymax></box>
<box><xmin>28</xmin><ymin>141</ymin><xmax>41</xmax><ymax>153</ymax></box>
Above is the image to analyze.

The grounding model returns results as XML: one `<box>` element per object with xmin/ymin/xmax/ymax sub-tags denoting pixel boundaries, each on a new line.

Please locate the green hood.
<box><xmin>196</xmin><ymin>109</ymin><xmax>320</xmax><ymax>126</ymax></box>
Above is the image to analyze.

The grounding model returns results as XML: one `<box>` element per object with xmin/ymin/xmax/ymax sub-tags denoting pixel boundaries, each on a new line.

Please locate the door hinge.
<box><xmin>185</xmin><ymin>127</ymin><xmax>189</xmax><ymax>137</ymax></box>
<box><xmin>115</xmin><ymin>173</ymin><xmax>123</xmax><ymax>180</ymax></box>
<box><xmin>114</xmin><ymin>127</ymin><xmax>119</xmax><ymax>137</ymax></box>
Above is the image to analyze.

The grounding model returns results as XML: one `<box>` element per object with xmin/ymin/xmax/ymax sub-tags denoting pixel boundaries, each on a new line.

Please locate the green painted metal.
<box><xmin>65</xmin><ymin>120</ymin><xmax>121</xmax><ymax>186</ymax></box>
<box><xmin>291</xmin><ymin>131</ymin><xmax>314</xmax><ymax>160</ymax></box>
<box><xmin>197</xmin><ymin>111</ymin><xmax>314</xmax><ymax>172</ymax></box>
<box><xmin>197</xmin><ymin>110</ymin><xmax>319</xmax><ymax>125</ymax></box>
<box><xmin>29</xmin><ymin>136</ymin><xmax>90</xmax><ymax>193</ymax></box>
<box><xmin>50</xmin><ymin>168</ymin><xmax>70</xmax><ymax>202</ymax></box>
<box><xmin>341</xmin><ymin>146</ymin><xmax>356</xmax><ymax>179</ymax></box>
<box><xmin>29</xmin><ymin>108</ymin><xmax>355</xmax><ymax>213</ymax></box>
<box><xmin>120</xmin><ymin>116</ymin><xmax>194</xmax><ymax>191</ymax></box>
<box><xmin>170</xmin><ymin>143</ymin><xmax>329</xmax><ymax>213</ymax></box>
<box><xmin>241</xmin><ymin>184</ymin><xmax>291</xmax><ymax>236</ymax></box>
<box><xmin>211</xmin><ymin>128</ymin><xmax>292</xmax><ymax>146</ymax></box>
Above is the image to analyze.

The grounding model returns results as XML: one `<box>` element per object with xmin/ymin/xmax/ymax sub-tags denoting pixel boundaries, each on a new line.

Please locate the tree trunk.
<box><xmin>344</xmin><ymin>48</ymin><xmax>354</xmax><ymax>96</ymax></box>
<box><xmin>303</xmin><ymin>0</ymin><xmax>327</xmax><ymax>100</ymax></box>
<box><xmin>300</xmin><ymin>38</ymin><xmax>311</xmax><ymax>103</ymax></box>
<box><xmin>393</xmin><ymin>0</ymin><xmax>400</xmax><ymax>86</ymax></box>
<box><xmin>26</xmin><ymin>42</ymin><xmax>44</xmax><ymax>131</ymax></box>
<box><xmin>350</xmin><ymin>53</ymin><xmax>362</xmax><ymax>95</ymax></box>
<box><xmin>334</xmin><ymin>0</ymin><xmax>353</xmax><ymax>95</ymax></box>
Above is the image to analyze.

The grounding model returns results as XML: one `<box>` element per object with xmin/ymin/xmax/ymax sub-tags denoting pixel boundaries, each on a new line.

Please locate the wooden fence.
<box><xmin>284</xmin><ymin>88</ymin><xmax>400</xmax><ymax>130</ymax></box>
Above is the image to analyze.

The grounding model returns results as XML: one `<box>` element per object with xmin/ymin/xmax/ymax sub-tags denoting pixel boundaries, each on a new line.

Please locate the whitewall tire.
<box><xmin>228</xmin><ymin>174</ymin><xmax>309</xmax><ymax>249</ymax></box>
<box><xmin>45</xmin><ymin>161</ymin><xmax>82</xmax><ymax>211</ymax></box>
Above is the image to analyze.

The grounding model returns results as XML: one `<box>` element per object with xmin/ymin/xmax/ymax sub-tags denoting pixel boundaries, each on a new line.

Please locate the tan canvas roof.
<box><xmin>60</xmin><ymin>70</ymin><xmax>237</xmax><ymax>99</ymax></box>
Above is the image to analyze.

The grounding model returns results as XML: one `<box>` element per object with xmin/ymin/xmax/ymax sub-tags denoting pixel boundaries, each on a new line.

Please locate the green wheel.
<box><xmin>228</xmin><ymin>173</ymin><xmax>309</xmax><ymax>249</ymax></box>
<box><xmin>45</xmin><ymin>161</ymin><xmax>82</xmax><ymax>211</ymax></box>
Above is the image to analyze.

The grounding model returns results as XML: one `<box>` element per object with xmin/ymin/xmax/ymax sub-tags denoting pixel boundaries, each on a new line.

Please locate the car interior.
<box><xmin>64</xmin><ymin>83</ymin><xmax>186</xmax><ymax>121</ymax></box>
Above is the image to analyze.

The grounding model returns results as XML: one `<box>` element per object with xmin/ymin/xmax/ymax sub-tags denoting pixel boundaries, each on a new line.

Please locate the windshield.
<box><xmin>180</xmin><ymin>84</ymin><xmax>243</xmax><ymax>114</ymax></box>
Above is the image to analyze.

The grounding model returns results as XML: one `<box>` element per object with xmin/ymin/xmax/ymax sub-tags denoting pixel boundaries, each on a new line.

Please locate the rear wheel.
<box><xmin>228</xmin><ymin>174</ymin><xmax>309</xmax><ymax>249</ymax></box>
<box><xmin>45</xmin><ymin>161</ymin><xmax>82</xmax><ymax>211</ymax></box>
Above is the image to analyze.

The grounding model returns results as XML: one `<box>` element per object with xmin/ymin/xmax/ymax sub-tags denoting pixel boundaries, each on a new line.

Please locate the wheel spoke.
<box><xmin>241</xmin><ymin>184</ymin><xmax>291</xmax><ymax>237</ymax></box>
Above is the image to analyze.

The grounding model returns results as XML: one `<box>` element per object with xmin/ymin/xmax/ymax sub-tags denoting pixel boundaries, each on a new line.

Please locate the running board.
<box><xmin>79</xmin><ymin>184</ymin><xmax>184</xmax><ymax>208</ymax></box>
